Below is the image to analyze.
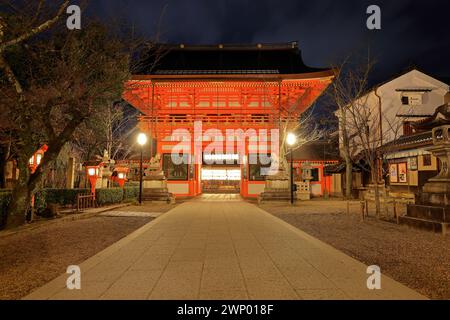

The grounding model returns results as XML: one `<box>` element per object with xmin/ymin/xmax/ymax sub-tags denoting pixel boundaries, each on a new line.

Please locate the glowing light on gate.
<box><xmin>287</xmin><ymin>133</ymin><xmax>297</xmax><ymax>146</ymax></box>
<box><xmin>202</xmin><ymin>169</ymin><xmax>241</xmax><ymax>181</ymax></box>
<box><xmin>203</xmin><ymin>154</ymin><xmax>239</xmax><ymax>162</ymax></box>
<box><xmin>88</xmin><ymin>168</ymin><xmax>96</xmax><ymax>176</ymax></box>
<box><xmin>137</xmin><ymin>133</ymin><xmax>148</xmax><ymax>146</ymax></box>
<box><xmin>118</xmin><ymin>173</ymin><xmax>125</xmax><ymax>180</ymax></box>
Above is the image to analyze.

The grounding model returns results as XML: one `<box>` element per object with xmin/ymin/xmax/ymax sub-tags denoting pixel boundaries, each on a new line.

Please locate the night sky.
<box><xmin>89</xmin><ymin>0</ymin><xmax>450</xmax><ymax>84</ymax></box>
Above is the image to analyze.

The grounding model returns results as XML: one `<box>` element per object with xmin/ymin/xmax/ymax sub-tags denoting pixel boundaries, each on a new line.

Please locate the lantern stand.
<box><xmin>137</xmin><ymin>133</ymin><xmax>148</xmax><ymax>205</ymax></box>
<box><xmin>286</xmin><ymin>133</ymin><xmax>297</xmax><ymax>205</ymax></box>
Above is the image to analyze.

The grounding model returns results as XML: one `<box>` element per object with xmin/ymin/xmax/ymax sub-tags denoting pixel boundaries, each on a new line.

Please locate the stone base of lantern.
<box><xmin>142</xmin><ymin>177</ymin><xmax>175</xmax><ymax>204</ymax></box>
<box><xmin>296</xmin><ymin>181</ymin><xmax>311</xmax><ymax>200</ymax></box>
<box><xmin>258</xmin><ymin>173</ymin><xmax>291</xmax><ymax>203</ymax></box>
<box><xmin>401</xmin><ymin>125</ymin><xmax>450</xmax><ymax>235</ymax></box>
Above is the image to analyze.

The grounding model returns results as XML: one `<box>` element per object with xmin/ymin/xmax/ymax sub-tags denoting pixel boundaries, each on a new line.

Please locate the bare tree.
<box><xmin>0</xmin><ymin>0</ymin><xmax>69</xmax><ymax>187</ymax></box>
<box><xmin>333</xmin><ymin>53</ymin><xmax>414</xmax><ymax>217</ymax></box>
<box><xmin>0</xmin><ymin>8</ymin><xmax>130</xmax><ymax>228</ymax></box>
<box><xmin>71</xmin><ymin>101</ymin><xmax>139</xmax><ymax>162</ymax></box>
<box><xmin>331</xmin><ymin>54</ymin><xmax>385</xmax><ymax>214</ymax></box>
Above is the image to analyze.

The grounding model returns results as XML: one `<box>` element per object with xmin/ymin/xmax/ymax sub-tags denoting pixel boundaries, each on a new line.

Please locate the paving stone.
<box><xmin>296</xmin><ymin>289</ymin><xmax>350</xmax><ymax>300</ymax></box>
<box><xmin>246</xmin><ymin>278</ymin><xmax>300</xmax><ymax>300</ymax></box>
<box><xmin>129</xmin><ymin>254</ymin><xmax>172</xmax><ymax>271</ymax></box>
<box><xmin>100</xmin><ymin>270</ymin><xmax>161</xmax><ymax>300</ymax></box>
<box><xmin>51</xmin><ymin>281</ymin><xmax>111</xmax><ymax>300</ymax></box>
<box><xmin>199</xmin><ymin>290</ymin><xmax>249</xmax><ymax>300</ymax></box>
<box><xmin>24</xmin><ymin>199</ymin><xmax>426</xmax><ymax>300</ymax></box>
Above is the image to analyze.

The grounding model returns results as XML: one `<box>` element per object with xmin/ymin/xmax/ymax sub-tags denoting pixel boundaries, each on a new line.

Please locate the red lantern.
<box><xmin>84</xmin><ymin>161</ymin><xmax>103</xmax><ymax>199</ymax></box>
<box><xmin>28</xmin><ymin>145</ymin><xmax>48</xmax><ymax>174</ymax></box>
<box><xmin>113</xmin><ymin>167</ymin><xmax>129</xmax><ymax>188</ymax></box>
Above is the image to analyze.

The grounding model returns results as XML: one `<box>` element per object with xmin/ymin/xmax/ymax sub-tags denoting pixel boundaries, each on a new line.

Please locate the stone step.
<box><xmin>142</xmin><ymin>192</ymin><xmax>172</xmax><ymax>196</ymax></box>
<box><xmin>141</xmin><ymin>197</ymin><xmax>175</xmax><ymax>204</ymax></box>
<box><xmin>259</xmin><ymin>194</ymin><xmax>291</xmax><ymax>199</ymax></box>
<box><xmin>143</xmin><ymin>188</ymin><xmax>169</xmax><ymax>193</ymax></box>
<box><xmin>407</xmin><ymin>205</ymin><xmax>450</xmax><ymax>222</ymax></box>
<box><xmin>399</xmin><ymin>216</ymin><xmax>448</xmax><ymax>235</ymax></box>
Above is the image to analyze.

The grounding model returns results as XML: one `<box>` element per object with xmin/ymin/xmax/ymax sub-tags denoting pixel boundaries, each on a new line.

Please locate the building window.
<box><xmin>398</xmin><ymin>163</ymin><xmax>407</xmax><ymax>183</ymax></box>
<box><xmin>401</xmin><ymin>94</ymin><xmax>423</xmax><ymax>106</ymax></box>
<box><xmin>311</xmin><ymin>168</ymin><xmax>320</xmax><ymax>182</ymax></box>
<box><xmin>390</xmin><ymin>162</ymin><xmax>408</xmax><ymax>183</ymax></box>
<box><xmin>162</xmin><ymin>154</ymin><xmax>189</xmax><ymax>181</ymax></box>
<box><xmin>423</xmin><ymin>154</ymin><xmax>432</xmax><ymax>166</ymax></box>
<box><xmin>401</xmin><ymin>96</ymin><xmax>409</xmax><ymax>105</ymax></box>
<box><xmin>389</xmin><ymin>164</ymin><xmax>398</xmax><ymax>183</ymax></box>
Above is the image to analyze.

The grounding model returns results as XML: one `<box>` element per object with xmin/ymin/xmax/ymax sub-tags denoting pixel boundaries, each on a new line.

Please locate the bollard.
<box><xmin>360</xmin><ymin>201</ymin><xmax>365</xmax><ymax>221</ymax></box>
<box><xmin>365</xmin><ymin>200</ymin><xmax>369</xmax><ymax>217</ymax></box>
<box><xmin>393</xmin><ymin>200</ymin><xmax>399</xmax><ymax>224</ymax></box>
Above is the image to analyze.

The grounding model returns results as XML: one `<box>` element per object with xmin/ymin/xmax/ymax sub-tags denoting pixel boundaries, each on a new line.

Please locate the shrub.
<box><xmin>0</xmin><ymin>190</ymin><xmax>12</xmax><ymax>230</ymax></box>
<box><xmin>123</xmin><ymin>186</ymin><xmax>139</xmax><ymax>201</ymax></box>
<box><xmin>0</xmin><ymin>186</ymin><xmax>138</xmax><ymax>224</ymax></box>
<box><xmin>96</xmin><ymin>188</ymin><xmax>124</xmax><ymax>206</ymax></box>
<box><xmin>35</xmin><ymin>188</ymin><xmax>90</xmax><ymax>213</ymax></box>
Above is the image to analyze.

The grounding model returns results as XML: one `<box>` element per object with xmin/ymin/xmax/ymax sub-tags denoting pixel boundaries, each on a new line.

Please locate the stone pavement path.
<box><xmin>25</xmin><ymin>195</ymin><xmax>426</xmax><ymax>300</ymax></box>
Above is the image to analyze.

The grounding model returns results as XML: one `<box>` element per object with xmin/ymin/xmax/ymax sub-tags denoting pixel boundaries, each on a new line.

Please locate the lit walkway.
<box><xmin>25</xmin><ymin>198</ymin><xmax>426</xmax><ymax>300</ymax></box>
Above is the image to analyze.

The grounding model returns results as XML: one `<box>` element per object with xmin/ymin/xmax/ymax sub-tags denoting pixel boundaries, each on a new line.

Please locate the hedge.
<box><xmin>123</xmin><ymin>186</ymin><xmax>139</xmax><ymax>201</ymax></box>
<box><xmin>36</xmin><ymin>187</ymin><xmax>139</xmax><ymax>208</ymax></box>
<box><xmin>35</xmin><ymin>188</ymin><xmax>90</xmax><ymax>213</ymax></box>
<box><xmin>0</xmin><ymin>191</ymin><xmax>12</xmax><ymax>230</ymax></box>
<box><xmin>95</xmin><ymin>188</ymin><xmax>124</xmax><ymax>206</ymax></box>
<box><xmin>0</xmin><ymin>186</ymin><xmax>140</xmax><ymax>228</ymax></box>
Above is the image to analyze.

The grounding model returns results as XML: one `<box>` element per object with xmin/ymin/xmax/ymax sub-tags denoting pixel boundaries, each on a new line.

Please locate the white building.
<box><xmin>334</xmin><ymin>69</ymin><xmax>449</xmax><ymax>197</ymax></box>
<box><xmin>337</xmin><ymin>69</ymin><xmax>450</xmax><ymax>159</ymax></box>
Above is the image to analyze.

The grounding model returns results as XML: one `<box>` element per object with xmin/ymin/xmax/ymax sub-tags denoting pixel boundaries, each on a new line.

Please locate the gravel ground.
<box><xmin>259</xmin><ymin>200</ymin><xmax>450</xmax><ymax>300</ymax></box>
<box><xmin>0</xmin><ymin>202</ymin><xmax>177</xmax><ymax>300</ymax></box>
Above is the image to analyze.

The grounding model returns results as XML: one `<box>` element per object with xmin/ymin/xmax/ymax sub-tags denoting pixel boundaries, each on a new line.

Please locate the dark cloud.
<box><xmin>89</xmin><ymin>0</ymin><xmax>450</xmax><ymax>83</ymax></box>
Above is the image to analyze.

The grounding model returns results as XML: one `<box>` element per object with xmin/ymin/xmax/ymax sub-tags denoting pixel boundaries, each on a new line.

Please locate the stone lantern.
<box><xmin>402</xmin><ymin>124</ymin><xmax>450</xmax><ymax>234</ymax></box>
<box><xmin>297</xmin><ymin>162</ymin><xmax>313</xmax><ymax>200</ymax></box>
<box><xmin>421</xmin><ymin>125</ymin><xmax>450</xmax><ymax>205</ymax></box>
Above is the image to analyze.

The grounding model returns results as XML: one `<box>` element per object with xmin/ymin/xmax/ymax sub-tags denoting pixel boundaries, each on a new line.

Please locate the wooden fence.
<box><xmin>77</xmin><ymin>193</ymin><xmax>96</xmax><ymax>212</ymax></box>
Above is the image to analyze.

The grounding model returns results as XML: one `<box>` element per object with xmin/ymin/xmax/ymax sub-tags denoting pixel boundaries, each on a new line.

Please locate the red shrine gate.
<box><xmin>123</xmin><ymin>43</ymin><xmax>334</xmax><ymax>198</ymax></box>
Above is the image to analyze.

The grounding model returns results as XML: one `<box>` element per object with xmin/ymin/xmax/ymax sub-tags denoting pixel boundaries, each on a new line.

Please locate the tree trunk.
<box><xmin>340</xmin><ymin>106</ymin><xmax>353</xmax><ymax>199</ymax></box>
<box><xmin>344</xmin><ymin>155</ymin><xmax>352</xmax><ymax>199</ymax></box>
<box><xmin>6</xmin><ymin>184</ymin><xmax>31</xmax><ymax>228</ymax></box>
<box><xmin>5</xmin><ymin>159</ymin><xmax>31</xmax><ymax>229</ymax></box>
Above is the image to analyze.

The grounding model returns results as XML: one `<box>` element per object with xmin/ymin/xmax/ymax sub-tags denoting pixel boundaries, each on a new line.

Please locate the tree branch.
<box><xmin>0</xmin><ymin>0</ymin><xmax>69</xmax><ymax>52</ymax></box>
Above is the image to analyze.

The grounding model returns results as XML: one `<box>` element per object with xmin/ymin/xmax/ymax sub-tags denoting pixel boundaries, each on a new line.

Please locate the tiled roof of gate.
<box><xmin>136</xmin><ymin>42</ymin><xmax>331</xmax><ymax>75</ymax></box>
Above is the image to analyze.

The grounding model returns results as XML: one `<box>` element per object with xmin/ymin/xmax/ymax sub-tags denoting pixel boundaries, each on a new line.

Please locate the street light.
<box><xmin>137</xmin><ymin>133</ymin><xmax>148</xmax><ymax>204</ymax></box>
<box><xmin>286</xmin><ymin>133</ymin><xmax>297</xmax><ymax>205</ymax></box>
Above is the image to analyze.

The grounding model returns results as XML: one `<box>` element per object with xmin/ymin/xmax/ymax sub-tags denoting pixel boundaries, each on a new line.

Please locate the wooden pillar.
<box><xmin>66</xmin><ymin>157</ymin><xmax>75</xmax><ymax>189</ymax></box>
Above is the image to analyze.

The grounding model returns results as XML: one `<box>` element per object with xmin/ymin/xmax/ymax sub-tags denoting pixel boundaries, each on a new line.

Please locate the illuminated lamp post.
<box><xmin>286</xmin><ymin>133</ymin><xmax>297</xmax><ymax>205</ymax></box>
<box><xmin>137</xmin><ymin>133</ymin><xmax>148</xmax><ymax>204</ymax></box>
